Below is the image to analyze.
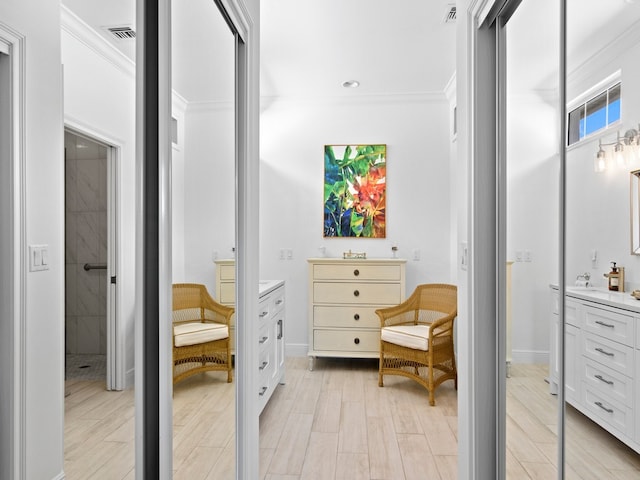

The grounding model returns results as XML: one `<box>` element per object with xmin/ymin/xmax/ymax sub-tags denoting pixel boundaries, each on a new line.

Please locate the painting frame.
<box><xmin>323</xmin><ymin>144</ymin><xmax>386</xmax><ymax>238</ymax></box>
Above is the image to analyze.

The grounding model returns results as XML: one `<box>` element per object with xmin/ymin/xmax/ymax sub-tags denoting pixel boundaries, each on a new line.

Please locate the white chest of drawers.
<box><xmin>549</xmin><ymin>287</ymin><xmax>640</xmax><ymax>451</ymax></box>
<box><xmin>307</xmin><ymin>258</ymin><xmax>406</xmax><ymax>370</ymax></box>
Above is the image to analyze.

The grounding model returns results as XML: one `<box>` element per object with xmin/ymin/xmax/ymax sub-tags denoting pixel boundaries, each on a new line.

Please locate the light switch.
<box><xmin>29</xmin><ymin>244</ymin><xmax>49</xmax><ymax>272</ymax></box>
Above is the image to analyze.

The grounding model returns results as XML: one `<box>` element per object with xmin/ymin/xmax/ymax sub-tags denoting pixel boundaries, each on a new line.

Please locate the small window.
<box><xmin>568</xmin><ymin>82</ymin><xmax>621</xmax><ymax>146</ymax></box>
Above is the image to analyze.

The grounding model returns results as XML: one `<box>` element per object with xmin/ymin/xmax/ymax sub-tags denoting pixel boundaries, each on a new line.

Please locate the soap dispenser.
<box><xmin>604</xmin><ymin>262</ymin><xmax>625</xmax><ymax>292</ymax></box>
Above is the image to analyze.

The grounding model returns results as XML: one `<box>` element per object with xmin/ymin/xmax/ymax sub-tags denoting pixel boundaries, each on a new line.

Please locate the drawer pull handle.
<box><xmin>259</xmin><ymin>386</ymin><xmax>268</xmax><ymax>396</ymax></box>
<box><xmin>354</xmin><ymin>290</ymin><xmax>360</xmax><ymax>297</ymax></box>
<box><xmin>354</xmin><ymin>337</ymin><xmax>360</xmax><ymax>345</ymax></box>
<box><xmin>276</xmin><ymin>299</ymin><xmax>283</xmax><ymax>305</ymax></box>
<box><xmin>259</xmin><ymin>336</ymin><xmax>268</xmax><ymax>344</ymax></box>
<box><xmin>277</xmin><ymin>319</ymin><xmax>283</xmax><ymax>339</ymax></box>
<box><xmin>595</xmin><ymin>320</ymin><xmax>615</xmax><ymax>329</ymax></box>
<box><xmin>354</xmin><ymin>313</ymin><xmax>360</xmax><ymax>321</ymax></box>
<box><xmin>595</xmin><ymin>401</ymin><xmax>614</xmax><ymax>414</ymax></box>
<box><xmin>353</xmin><ymin>269</ymin><xmax>360</xmax><ymax>276</ymax></box>
<box><xmin>259</xmin><ymin>311</ymin><xmax>268</xmax><ymax>318</ymax></box>
<box><xmin>259</xmin><ymin>361</ymin><xmax>268</xmax><ymax>370</ymax></box>
<box><xmin>595</xmin><ymin>347</ymin><xmax>614</xmax><ymax>357</ymax></box>
<box><xmin>595</xmin><ymin>374</ymin><xmax>614</xmax><ymax>386</ymax></box>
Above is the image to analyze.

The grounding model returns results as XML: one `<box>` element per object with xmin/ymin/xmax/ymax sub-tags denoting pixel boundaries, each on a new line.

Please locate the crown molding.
<box><xmin>61</xmin><ymin>5</ymin><xmax>135</xmax><ymax>78</ymax></box>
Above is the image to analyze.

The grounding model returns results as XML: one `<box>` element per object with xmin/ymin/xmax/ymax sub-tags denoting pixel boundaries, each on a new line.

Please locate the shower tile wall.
<box><xmin>65</xmin><ymin>132</ymin><xmax>108</xmax><ymax>354</ymax></box>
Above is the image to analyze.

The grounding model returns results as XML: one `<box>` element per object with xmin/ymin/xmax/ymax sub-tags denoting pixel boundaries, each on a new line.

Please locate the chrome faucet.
<box><xmin>576</xmin><ymin>272</ymin><xmax>591</xmax><ymax>281</ymax></box>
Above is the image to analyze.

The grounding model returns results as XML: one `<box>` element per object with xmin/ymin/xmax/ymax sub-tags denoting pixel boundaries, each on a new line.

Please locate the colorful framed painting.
<box><xmin>323</xmin><ymin>144</ymin><xmax>386</xmax><ymax>238</ymax></box>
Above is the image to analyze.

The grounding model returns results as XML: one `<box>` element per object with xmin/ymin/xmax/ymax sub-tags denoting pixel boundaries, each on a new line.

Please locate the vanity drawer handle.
<box><xmin>354</xmin><ymin>313</ymin><xmax>360</xmax><ymax>321</ymax></box>
<box><xmin>354</xmin><ymin>337</ymin><xmax>360</xmax><ymax>345</ymax></box>
<box><xmin>595</xmin><ymin>347</ymin><xmax>614</xmax><ymax>357</ymax></box>
<box><xmin>259</xmin><ymin>336</ymin><xmax>268</xmax><ymax>344</ymax></box>
<box><xmin>259</xmin><ymin>311</ymin><xmax>269</xmax><ymax>318</ymax></box>
<box><xmin>259</xmin><ymin>361</ymin><xmax>268</xmax><ymax>371</ymax></box>
<box><xmin>595</xmin><ymin>401</ymin><xmax>614</xmax><ymax>414</ymax></box>
<box><xmin>259</xmin><ymin>386</ymin><xmax>268</xmax><ymax>396</ymax></box>
<box><xmin>353</xmin><ymin>290</ymin><xmax>360</xmax><ymax>297</ymax></box>
<box><xmin>595</xmin><ymin>320</ymin><xmax>615</xmax><ymax>329</ymax></box>
<box><xmin>595</xmin><ymin>374</ymin><xmax>614</xmax><ymax>386</ymax></box>
<box><xmin>276</xmin><ymin>299</ymin><xmax>283</xmax><ymax>305</ymax></box>
<box><xmin>353</xmin><ymin>269</ymin><xmax>360</xmax><ymax>276</ymax></box>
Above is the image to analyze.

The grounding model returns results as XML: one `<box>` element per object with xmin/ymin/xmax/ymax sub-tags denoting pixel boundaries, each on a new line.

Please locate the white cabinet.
<box><xmin>214</xmin><ymin>259</ymin><xmax>285</xmax><ymax>414</ymax></box>
<box><xmin>549</xmin><ymin>287</ymin><xmax>639</xmax><ymax>451</ymax></box>
<box><xmin>257</xmin><ymin>281</ymin><xmax>285</xmax><ymax>414</ymax></box>
<box><xmin>307</xmin><ymin>258</ymin><xmax>406</xmax><ymax>370</ymax></box>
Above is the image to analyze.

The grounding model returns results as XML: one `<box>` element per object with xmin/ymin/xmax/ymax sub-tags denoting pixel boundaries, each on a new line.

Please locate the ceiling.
<box><xmin>60</xmin><ymin>0</ymin><xmax>640</xmax><ymax>102</ymax></box>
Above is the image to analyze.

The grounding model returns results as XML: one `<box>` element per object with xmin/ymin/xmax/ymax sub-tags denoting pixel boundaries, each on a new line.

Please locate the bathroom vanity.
<box><xmin>549</xmin><ymin>286</ymin><xmax>640</xmax><ymax>452</ymax></box>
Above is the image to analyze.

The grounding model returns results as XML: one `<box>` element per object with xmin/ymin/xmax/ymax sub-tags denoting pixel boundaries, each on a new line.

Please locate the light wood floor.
<box><xmin>64</xmin><ymin>358</ymin><xmax>640</xmax><ymax>479</ymax></box>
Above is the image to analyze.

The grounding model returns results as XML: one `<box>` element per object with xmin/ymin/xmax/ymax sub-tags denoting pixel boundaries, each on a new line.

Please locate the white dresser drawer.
<box><xmin>313</xmin><ymin>282</ymin><xmax>401</xmax><ymax>305</ymax></box>
<box><xmin>218</xmin><ymin>264</ymin><xmax>235</xmax><ymax>281</ymax></box>
<box><xmin>583</xmin><ymin>357</ymin><xmax>633</xmax><ymax>408</ymax></box>
<box><xmin>271</xmin><ymin>291</ymin><xmax>285</xmax><ymax>315</ymax></box>
<box><xmin>584</xmin><ymin>305</ymin><xmax>634</xmax><ymax>347</ymax></box>
<box><xmin>583</xmin><ymin>384</ymin><xmax>634</xmax><ymax>439</ymax></box>
<box><xmin>219</xmin><ymin>282</ymin><xmax>235</xmax><ymax>304</ymax></box>
<box><xmin>313</xmin><ymin>305</ymin><xmax>381</xmax><ymax>328</ymax></box>
<box><xmin>313</xmin><ymin>263</ymin><xmax>402</xmax><ymax>281</ymax></box>
<box><xmin>583</xmin><ymin>332</ymin><xmax>634</xmax><ymax>377</ymax></box>
<box><xmin>314</xmin><ymin>329</ymin><xmax>379</xmax><ymax>353</ymax></box>
<box><xmin>550</xmin><ymin>295</ymin><xmax>580</xmax><ymax>327</ymax></box>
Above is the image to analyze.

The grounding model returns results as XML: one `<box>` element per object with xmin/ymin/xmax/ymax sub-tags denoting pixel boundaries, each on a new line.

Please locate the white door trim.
<box><xmin>0</xmin><ymin>23</ymin><xmax>26</xmax><ymax>480</ymax></box>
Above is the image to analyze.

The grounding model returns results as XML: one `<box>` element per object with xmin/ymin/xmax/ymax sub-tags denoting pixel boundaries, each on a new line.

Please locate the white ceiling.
<box><xmin>60</xmin><ymin>0</ymin><xmax>640</xmax><ymax>102</ymax></box>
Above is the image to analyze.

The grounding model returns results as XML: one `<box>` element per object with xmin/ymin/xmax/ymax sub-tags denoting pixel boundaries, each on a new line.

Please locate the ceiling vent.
<box><xmin>444</xmin><ymin>5</ymin><xmax>457</xmax><ymax>23</ymax></box>
<box><xmin>105</xmin><ymin>26</ymin><xmax>136</xmax><ymax>40</ymax></box>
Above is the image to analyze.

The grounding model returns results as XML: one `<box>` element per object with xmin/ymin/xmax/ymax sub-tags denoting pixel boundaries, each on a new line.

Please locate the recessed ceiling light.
<box><xmin>342</xmin><ymin>80</ymin><xmax>360</xmax><ymax>88</ymax></box>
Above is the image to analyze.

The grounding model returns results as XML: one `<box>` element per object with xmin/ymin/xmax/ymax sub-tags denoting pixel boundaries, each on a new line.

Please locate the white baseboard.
<box><xmin>285</xmin><ymin>343</ymin><xmax>308</xmax><ymax>357</ymax></box>
<box><xmin>511</xmin><ymin>349</ymin><xmax>549</xmax><ymax>365</ymax></box>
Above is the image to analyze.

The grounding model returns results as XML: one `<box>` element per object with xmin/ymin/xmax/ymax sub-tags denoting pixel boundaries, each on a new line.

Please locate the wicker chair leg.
<box><xmin>378</xmin><ymin>352</ymin><xmax>384</xmax><ymax>387</ymax></box>
<box><xmin>429</xmin><ymin>390</ymin><xmax>435</xmax><ymax>407</ymax></box>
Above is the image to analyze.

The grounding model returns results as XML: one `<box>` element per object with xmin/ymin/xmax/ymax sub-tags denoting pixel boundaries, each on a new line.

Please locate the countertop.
<box><xmin>553</xmin><ymin>284</ymin><xmax>640</xmax><ymax>314</ymax></box>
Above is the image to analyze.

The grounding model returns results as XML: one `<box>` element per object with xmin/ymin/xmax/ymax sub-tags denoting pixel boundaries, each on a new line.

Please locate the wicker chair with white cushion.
<box><xmin>376</xmin><ymin>283</ymin><xmax>457</xmax><ymax>406</ymax></box>
<box><xmin>172</xmin><ymin>283</ymin><xmax>234</xmax><ymax>384</ymax></box>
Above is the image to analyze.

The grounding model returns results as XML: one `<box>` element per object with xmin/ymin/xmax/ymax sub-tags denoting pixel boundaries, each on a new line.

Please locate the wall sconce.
<box><xmin>594</xmin><ymin>124</ymin><xmax>640</xmax><ymax>172</ymax></box>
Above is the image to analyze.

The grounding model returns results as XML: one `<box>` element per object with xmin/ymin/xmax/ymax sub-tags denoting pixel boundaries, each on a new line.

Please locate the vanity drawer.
<box><xmin>314</xmin><ymin>329</ymin><xmax>379</xmax><ymax>353</ymax></box>
<box><xmin>583</xmin><ymin>332</ymin><xmax>634</xmax><ymax>377</ymax></box>
<box><xmin>550</xmin><ymin>295</ymin><xmax>580</xmax><ymax>327</ymax></box>
<box><xmin>313</xmin><ymin>282</ymin><xmax>401</xmax><ymax>305</ymax></box>
<box><xmin>582</xmin><ymin>357</ymin><xmax>633</xmax><ymax>408</ymax></box>
<box><xmin>313</xmin><ymin>263</ymin><xmax>402</xmax><ymax>281</ymax></box>
<box><xmin>271</xmin><ymin>291</ymin><xmax>285</xmax><ymax>315</ymax></box>
<box><xmin>313</xmin><ymin>305</ymin><xmax>381</xmax><ymax>328</ymax></box>
<box><xmin>584</xmin><ymin>305</ymin><xmax>634</xmax><ymax>347</ymax></box>
<box><xmin>218</xmin><ymin>264</ymin><xmax>235</xmax><ymax>281</ymax></box>
<box><xmin>582</xmin><ymin>384</ymin><xmax>634</xmax><ymax>439</ymax></box>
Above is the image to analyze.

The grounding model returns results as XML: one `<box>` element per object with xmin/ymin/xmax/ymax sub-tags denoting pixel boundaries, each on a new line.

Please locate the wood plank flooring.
<box><xmin>63</xmin><ymin>359</ymin><xmax>640</xmax><ymax>479</ymax></box>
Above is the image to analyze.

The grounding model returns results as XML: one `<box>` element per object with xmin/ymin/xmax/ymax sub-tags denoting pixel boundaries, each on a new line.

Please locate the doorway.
<box><xmin>64</xmin><ymin>129</ymin><xmax>119</xmax><ymax>390</ymax></box>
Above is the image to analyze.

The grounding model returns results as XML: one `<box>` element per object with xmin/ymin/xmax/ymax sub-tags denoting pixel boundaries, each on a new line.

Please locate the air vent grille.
<box><xmin>445</xmin><ymin>5</ymin><xmax>457</xmax><ymax>23</ymax></box>
<box><xmin>107</xmin><ymin>26</ymin><xmax>136</xmax><ymax>40</ymax></box>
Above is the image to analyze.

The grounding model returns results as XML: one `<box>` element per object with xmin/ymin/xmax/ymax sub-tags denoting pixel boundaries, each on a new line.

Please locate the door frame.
<box><xmin>0</xmin><ymin>23</ymin><xmax>26</xmax><ymax>480</ymax></box>
<box><xmin>63</xmin><ymin>123</ymin><xmax>123</xmax><ymax>391</ymax></box>
<box><xmin>136</xmin><ymin>0</ymin><xmax>258</xmax><ymax>478</ymax></box>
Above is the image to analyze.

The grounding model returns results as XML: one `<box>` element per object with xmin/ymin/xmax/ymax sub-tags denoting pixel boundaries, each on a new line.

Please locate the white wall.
<box><xmin>61</xmin><ymin>9</ymin><xmax>137</xmax><ymax>387</ymax></box>
<box><xmin>565</xmin><ymin>28</ymin><xmax>640</xmax><ymax>290</ymax></box>
<box><xmin>0</xmin><ymin>0</ymin><xmax>65</xmax><ymax>478</ymax></box>
<box><xmin>179</xmin><ymin>104</ymin><xmax>235</xmax><ymax>293</ymax></box>
<box><xmin>259</xmin><ymin>96</ymin><xmax>453</xmax><ymax>354</ymax></box>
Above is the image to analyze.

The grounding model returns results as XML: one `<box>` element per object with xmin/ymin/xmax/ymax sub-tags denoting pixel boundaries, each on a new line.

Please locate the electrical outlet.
<box><xmin>515</xmin><ymin>250</ymin><xmax>523</xmax><ymax>262</ymax></box>
<box><xmin>279</xmin><ymin>249</ymin><xmax>285</xmax><ymax>260</ymax></box>
<box><xmin>524</xmin><ymin>250</ymin><xmax>532</xmax><ymax>262</ymax></box>
<box><xmin>412</xmin><ymin>249</ymin><xmax>420</xmax><ymax>261</ymax></box>
<box><xmin>286</xmin><ymin>249</ymin><xmax>293</xmax><ymax>260</ymax></box>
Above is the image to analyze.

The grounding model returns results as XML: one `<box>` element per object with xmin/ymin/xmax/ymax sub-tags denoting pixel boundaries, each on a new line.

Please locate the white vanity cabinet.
<box><xmin>307</xmin><ymin>258</ymin><xmax>406</xmax><ymax>370</ymax></box>
<box><xmin>214</xmin><ymin>259</ymin><xmax>285</xmax><ymax>414</ymax></box>
<box><xmin>550</xmin><ymin>287</ymin><xmax>640</xmax><ymax>451</ymax></box>
<box><xmin>257</xmin><ymin>280</ymin><xmax>285</xmax><ymax>414</ymax></box>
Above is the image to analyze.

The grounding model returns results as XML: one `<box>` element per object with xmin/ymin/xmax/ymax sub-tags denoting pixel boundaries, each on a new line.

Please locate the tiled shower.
<box><xmin>64</xmin><ymin>131</ymin><xmax>108</xmax><ymax>356</ymax></box>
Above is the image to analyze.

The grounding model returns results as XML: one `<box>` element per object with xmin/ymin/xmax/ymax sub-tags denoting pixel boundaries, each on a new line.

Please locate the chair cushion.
<box><xmin>174</xmin><ymin>322</ymin><xmax>229</xmax><ymax>347</ymax></box>
<box><xmin>381</xmin><ymin>325</ymin><xmax>430</xmax><ymax>351</ymax></box>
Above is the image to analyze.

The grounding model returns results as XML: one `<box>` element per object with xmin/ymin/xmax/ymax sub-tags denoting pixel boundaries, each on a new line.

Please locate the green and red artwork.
<box><xmin>323</xmin><ymin>144</ymin><xmax>386</xmax><ymax>238</ymax></box>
